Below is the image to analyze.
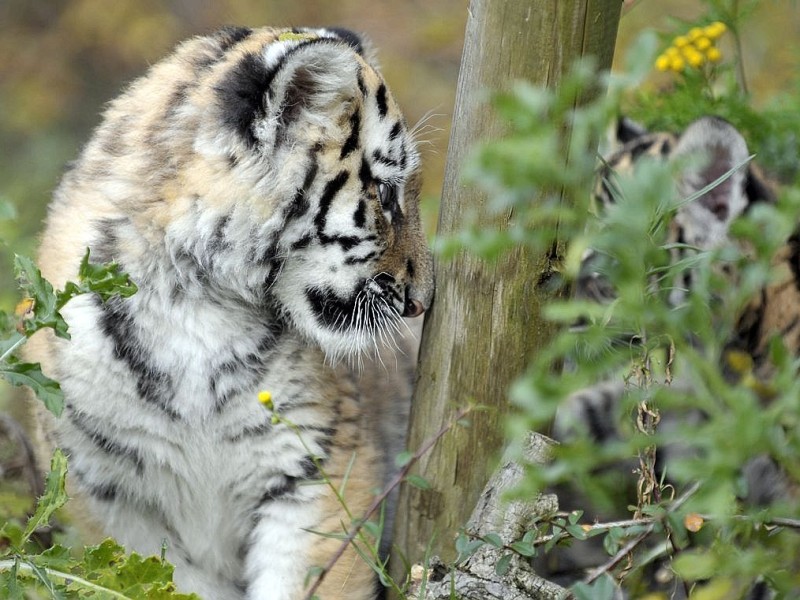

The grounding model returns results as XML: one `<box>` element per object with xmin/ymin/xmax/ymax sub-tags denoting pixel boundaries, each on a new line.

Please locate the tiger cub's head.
<box><xmin>579</xmin><ymin>116</ymin><xmax>774</xmax><ymax>307</ymax></box>
<box><xmin>81</xmin><ymin>27</ymin><xmax>433</xmax><ymax>359</ymax></box>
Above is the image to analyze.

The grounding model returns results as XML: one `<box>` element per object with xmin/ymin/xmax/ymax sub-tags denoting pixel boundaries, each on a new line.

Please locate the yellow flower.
<box><xmin>673</xmin><ymin>35</ymin><xmax>689</xmax><ymax>48</ymax></box>
<box><xmin>669</xmin><ymin>56</ymin><xmax>686</xmax><ymax>72</ymax></box>
<box><xmin>682</xmin><ymin>47</ymin><xmax>705</xmax><ymax>68</ymax></box>
<box><xmin>706</xmin><ymin>46</ymin><xmax>722</xmax><ymax>63</ymax></box>
<box><xmin>704</xmin><ymin>21</ymin><xmax>727</xmax><ymax>39</ymax></box>
<box><xmin>688</xmin><ymin>27</ymin><xmax>704</xmax><ymax>41</ymax></box>
<box><xmin>258</xmin><ymin>390</ymin><xmax>273</xmax><ymax>408</ymax></box>
<box><xmin>655</xmin><ymin>54</ymin><xmax>671</xmax><ymax>71</ymax></box>
<box><xmin>665</xmin><ymin>46</ymin><xmax>681</xmax><ymax>58</ymax></box>
<box><xmin>694</xmin><ymin>36</ymin><xmax>712</xmax><ymax>51</ymax></box>
<box><xmin>688</xmin><ymin>53</ymin><xmax>704</xmax><ymax>68</ymax></box>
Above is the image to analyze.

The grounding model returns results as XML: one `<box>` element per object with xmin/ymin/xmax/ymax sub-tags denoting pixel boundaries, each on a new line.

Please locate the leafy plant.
<box><xmin>451</xmin><ymin>10</ymin><xmax>800</xmax><ymax>598</ymax></box>
<box><xmin>0</xmin><ymin>222</ymin><xmax>197</xmax><ymax>598</ymax></box>
<box><xmin>1</xmin><ymin>449</ymin><xmax>199</xmax><ymax>599</ymax></box>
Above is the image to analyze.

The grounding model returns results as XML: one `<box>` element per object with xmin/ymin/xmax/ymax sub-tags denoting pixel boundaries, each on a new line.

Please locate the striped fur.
<box><xmin>26</xmin><ymin>26</ymin><xmax>433</xmax><ymax>599</ymax></box>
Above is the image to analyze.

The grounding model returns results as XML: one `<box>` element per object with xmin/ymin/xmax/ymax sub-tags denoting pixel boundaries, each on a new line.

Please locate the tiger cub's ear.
<box><xmin>219</xmin><ymin>40</ymin><xmax>362</xmax><ymax>149</ymax></box>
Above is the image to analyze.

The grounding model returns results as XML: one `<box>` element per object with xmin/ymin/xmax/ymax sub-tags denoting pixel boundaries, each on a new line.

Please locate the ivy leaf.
<box><xmin>482</xmin><ymin>532</ymin><xmax>503</xmax><ymax>548</ymax></box>
<box><xmin>494</xmin><ymin>552</ymin><xmax>513</xmax><ymax>576</ymax></box>
<box><xmin>565</xmin><ymin>523</ymin><xmax>588</xmax><ymax>540</ymax></box>
<box><xmin>22</xmin><ymin>449</ymin><xmax>69</xmax><ymax>545</ymax></box>
<box><xmin>454</xmin><ymin>532</ymin><xmax>484</xmax><ymax>564</ymax></box>
<box><xmin>1</xmin><ymin>359</ymin><xmax>63</xmax><ymax>416</ymax></box>
<box><xmin>509</xmin><ymin>540</ymin><xmax>536</xmax><ymax>557</ymax></box>
<box><xmin>570</xmin><ymin>574</ymin><xmax>621</xmax><ymax>600</ymax></box>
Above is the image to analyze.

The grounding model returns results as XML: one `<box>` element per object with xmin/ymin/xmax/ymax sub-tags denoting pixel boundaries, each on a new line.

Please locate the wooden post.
<box><xmin>392</xmin><ymin>0</ymin><xmax>622</xmax><ymax>575</ymax></box>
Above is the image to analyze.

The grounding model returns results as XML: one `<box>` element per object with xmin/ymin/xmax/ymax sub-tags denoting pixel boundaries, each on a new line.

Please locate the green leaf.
<box><xmin>565</xmin><ymin>523</ymin><xmax>588</xmax><ymax>540</ymax></box>
<box><xmin>36</xmin><ymin>544</ymin><xmax>75</xmax><ymax>572</ymax></box>
<box><xmin>509</xmin><ymin>540</ymin><xmax>536</xmax><ymax>557</ymax></box>
<box><xmin>361</xmin><ymin>519</ymin><xmax>382</xmax><ymax>540</ymax></box>
<box><xmin>454</xmin><ymin>532</ymin><xmax>484</xmax><ymax>564</ymax></box>
<box><xmin>406</xmin><ymin>474</ymin><xmax>431</xmax><ymax>491</ymax></box>
<box><xmin>570</xmin><ymin>574</ymin><xmax>621</xmax><ymax>600</ymax></box>
<box><xmin>22</xmin><ymin>448</ymin><xmax>69</xmax><ymax>545</ymax></box>
<box><xmin>304</xmin><ymin>565</ymin><xmax>324</xmax><ymax>587</ymax></box>
<box><xmin>394</xmin><ymin>450</ymin><xmax>413</xmax><ymax>468</ymax></box>
<box><xmin>0</xmin><ymin>332</ymin><xmax>26</xmax><ymax>361</ymax></box>
<box><xmin>568</xmin><ymin>510</ymin><xmax>584</xmax><ymax>525</ymax></box>
<box><xmin>494</xmin><ymin>553</ymin><xmax>512</xmax><ymax>576</ymax></box>
<box><xmin>482</xmin><ymin>532</ymin><xmax>503</xmax><ymax>549</ymax></box>
<box><xmin>25</xmin><ymin>559</ymin><xmax>66</xmax><ymax>600</ymax></box>
<box><xmin>59</xmin><ymin>248</ymin><xmax>138</xmax><ymax>304</ymax></box>
<box><xmin>673</xmin><ymin>549</ymin><xmax>719</xmax><ymax>580</ymax></box>
<box><xmin>0</xmin><ymin>559</ymin><xmax>25</xmax><ymax>600</ymax></box>
<box><xmin>1</xmin><ymin>360</ymin><xmax>64</xmax><ymax>416</ymax></box>
<box><xmin>0</xmin><ymin>198</ymin><xmax>17</xmax><ymax>221</ymax></box>
<box><xmin>14</xmin><ymin>254</ymin><xmax>68</xmax><ymax>339</ymax></box>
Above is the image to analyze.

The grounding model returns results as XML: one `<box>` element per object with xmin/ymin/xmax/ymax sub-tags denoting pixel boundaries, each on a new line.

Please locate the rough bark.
<box><xmin>392</xmin><ymin>0</ymin><xmax>622</xmax><ymax>581</ymax></box>
<box><xmin>407</xmin><ymin>433</ymin><xmax>566</xmax><ymax>600</ymax></box>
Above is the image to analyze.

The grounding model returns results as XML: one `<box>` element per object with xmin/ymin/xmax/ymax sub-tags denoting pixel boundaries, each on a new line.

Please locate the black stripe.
<box><xmin>356</xmin><ymin>68</ymin><xmax>367</xmax><ymax>98</ymax></box>
<box><xmin>256</xmin><ymin>456</ymin><xmax>320</xmax><ymax>505</ymax></box>
<box><xmin>315</xmin><ymin>171</ymin><xmax>370</xmax><ymax>250</ymax></box>
<box><xmin>375</xmin><ymin>83</ymin><xmax>388</xmax><ymax>118</ymax></box>
<box><xmin>210</xmin><ymin>214</ymin><xmax>232</xmax><ymax>252</ymax></box>
<box><xmin>91</xmin><ymin>218</ymin><xmax>126</xmax><ymax>264</ymax></box>
<box><xmin>389</xmin><ymin>121</ymin><xmax>402</xmax><ymax>140</ymax></box>
<box><xmin>209</xmin><ymin>330</ymin><xmax>282</xmax><ymax>410</ymax></box>
<box><xmin>66</xmin><ymin>406</ymin><xmax>145</xmax><ymax>475</ymax></box>
<box><xmin>285</xmin><ymin>154</ymin><xmax>319</xmax><ymax>221</ymax></box>
<box><xmin>328</xmin><ymin>27</ymin><xmax>365</xmax><ymax>55</ymax></box>
<box><xmin>358</xmin><ymin>156</ymin><xmax>373</xmax><ymax>192</ymax></box>
<box><xmin>72</xmin><ymin>469</ymin><xmax>119</xmax><ymax>502</ymax></box>
<box><xmin>306</xmin><ymin>286</ymin><xmax>361</xmax><ymax>330</ymax></box>
<box><xmin>339</xmin><ymin>110</ymin><xmax>361</xmax><ymax>159</ymax></box>
<box><xmin>344</xmin><ymin>251</ymin><xmax>377</xmax><ymax>265</ymax></box>
<box><xmin>353</xmin><ymin>199</ymin><xmax>366</xmax><ymax>228</ymax></box>
<box><xmin>98</xmin><ymin>297</ymin><xmax>179</xmax><ymax>419</ymax></box>
<box><xmin>372</xmin><ymin>149</ymin><xmax>399</xmax><ymax>168</ymax></box>
<box><xmin>225</xmin><ymin>422</ymin><xmax>272</xmax><ymax>443</ymax></box>
<box><xmin>215</xmin><ymin>26</ymin><xmax>253</xmax><ymax>51</ymax></box>
<box><xmin>217</xmin><ymin>52</ymin><xmax>270</xmax><ymax>148</ymax></box>
<box><xmin>164</xmin><ymin>81</ymin><xmax>192</xmax><ymax>122</ymax></box>
<box><xmin>258</xmin><ymin>476</ymin><xmax>298</xmax><ymax>504</ymax></box>
<box><xmin>291</xmin><ymin>234</ymin><xmax>313</xmax><ymax>250</ymax></box>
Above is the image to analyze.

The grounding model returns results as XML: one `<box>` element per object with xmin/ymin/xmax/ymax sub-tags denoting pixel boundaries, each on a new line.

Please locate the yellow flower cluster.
<box><xmin>655</xmin><ymin>22</ymin><xmax>727</xmax><ymax>73</ymax></box>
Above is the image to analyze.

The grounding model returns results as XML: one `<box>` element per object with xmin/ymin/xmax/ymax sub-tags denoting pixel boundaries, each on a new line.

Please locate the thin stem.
<box><xmin>300</xmin><ymin>404</ymin><xmax>474</xmax><ymax>600</ymax></box>
<box><xmin>583</xmin><ymin>481</ymin><xmax>700</xmax><ymax>584</ymax></box>
<box><xmin>0</xmin><ymin>558</ymin><xmax>134</xmax><ymax>599</ymax></box>
<box><xmin>729</xmin><ymin>0</ymin><xmax>749</xmax><ymax>95</ymax></box>
<box><xmin>0</xmin><ymin>334</ymin><xmax>26</xmax><ymax>363</ymax></box>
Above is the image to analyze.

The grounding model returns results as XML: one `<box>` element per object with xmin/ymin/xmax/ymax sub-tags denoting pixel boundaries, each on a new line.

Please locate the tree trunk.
<box><xmin>392</xmin><ymin>0</ymin><xmax>622</xmax><ymax>577</ymax></box>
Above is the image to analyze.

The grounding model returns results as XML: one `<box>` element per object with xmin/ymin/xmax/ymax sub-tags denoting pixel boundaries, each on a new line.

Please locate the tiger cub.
<box><xmin>25</xmin><ymin>26</ymin><xmax>433</xmax><ymax>599</ymax></box>
<box><xmin>542</xmin><ymin>117</ymin><xmax>798</xmax><ymax>594</ymax></box>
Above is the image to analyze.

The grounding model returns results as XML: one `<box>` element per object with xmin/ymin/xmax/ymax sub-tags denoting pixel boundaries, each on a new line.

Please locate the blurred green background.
<box><xmin>0</xmin><ymin>0</ymin><xmax>797</xmax><ymax>404</ymax></box>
